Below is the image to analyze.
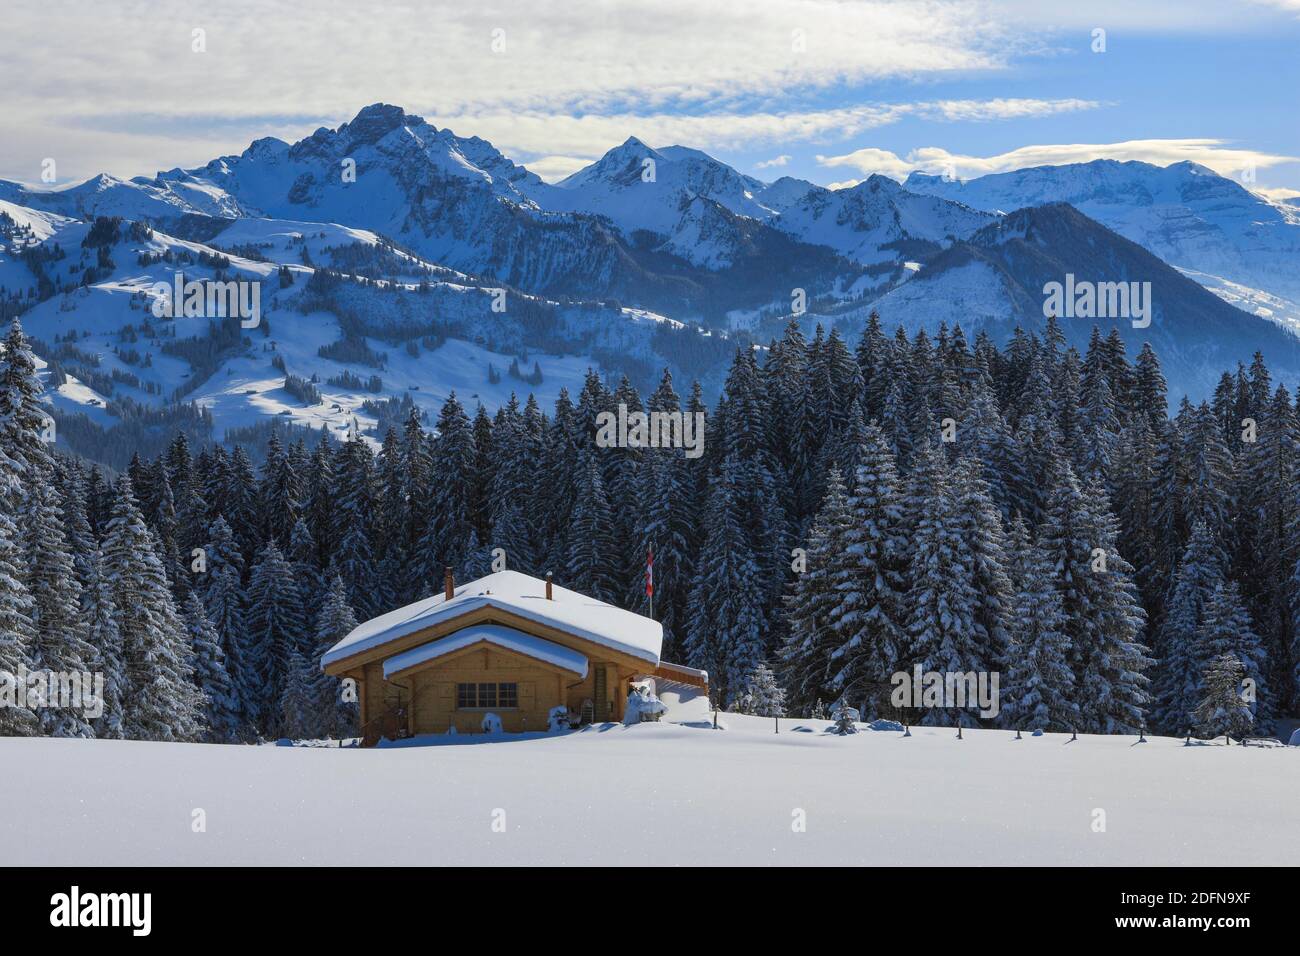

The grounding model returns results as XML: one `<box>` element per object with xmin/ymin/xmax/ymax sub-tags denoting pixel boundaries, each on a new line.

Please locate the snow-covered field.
<box><xmin>4</xmin><ymin>698</ymin><xmax>1295</xmax><ymax>866</ymax></box>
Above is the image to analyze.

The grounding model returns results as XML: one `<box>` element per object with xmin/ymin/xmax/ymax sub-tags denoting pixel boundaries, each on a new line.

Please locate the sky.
<box><xmin>3</xmin><ymin>0</ymin><xmax>1299</xmax><ymax>197</ymax></box>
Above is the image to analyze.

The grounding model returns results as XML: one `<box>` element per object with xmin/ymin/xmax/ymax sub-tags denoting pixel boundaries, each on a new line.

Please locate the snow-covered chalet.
<box><xmin>321</xmin><ymin>569</ymin><xmax>708</xmax><ymax>744</ymax></box>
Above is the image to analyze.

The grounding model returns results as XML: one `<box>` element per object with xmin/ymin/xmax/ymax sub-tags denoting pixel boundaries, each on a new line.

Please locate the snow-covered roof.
<box><xmin>383</xmin><ymin>624</ymin><xmax>589</xmax><ymax>680</ymax></box>
<box><xmin>322</xmin><ymin>570</ymin><xmax>663</xmax><ymax>669</ymax></box>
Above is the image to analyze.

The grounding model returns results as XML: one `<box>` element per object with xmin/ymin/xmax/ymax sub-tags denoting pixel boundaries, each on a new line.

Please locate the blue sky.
<box><xmin>3</xmin><ymin>0</ymin><xmax>1298</xmax><ymax>197</ymax></box>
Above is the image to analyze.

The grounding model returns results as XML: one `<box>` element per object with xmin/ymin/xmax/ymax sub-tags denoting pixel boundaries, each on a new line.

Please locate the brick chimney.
<box><xmin>545</xmin><ymin>572</ymin><xmax>553</xmax><ymax>601</ymax></box>
<box><xmin>444</xmin><ymin>566</ymin><xmax>454</xmax><ymax>601</ymax></box>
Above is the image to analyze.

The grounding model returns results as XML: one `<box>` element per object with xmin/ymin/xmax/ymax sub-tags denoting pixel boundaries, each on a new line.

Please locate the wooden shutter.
<box><xmin>520</xmin><ymin>682</ymin><xmax>535</xmax><ymax>711</ymax></box>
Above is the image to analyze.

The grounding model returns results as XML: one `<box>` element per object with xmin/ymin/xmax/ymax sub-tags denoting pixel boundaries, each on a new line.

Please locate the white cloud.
<box><xmin>818</xmin><ymin>139</ymin><xmax>1300</xmax><ymax>181</ymax></box>
<box><xmin>0</xmin><ymin>94</ymin><xmax>1104</xmax><ymax>186</ymax></box>
<box><xmin>988</xmin><ymin>0</ymin><xmax>1300</xmax><ymax>31</ymax></box>
<box><xmin>1254</xmin><ymin>185</ymin><xmax>1300</xmax><ymax>201</ymax></box>
<box><xmin>439</xmin><ymin>98</ymin><xmax>1099</xmax><ymax>176</ymax></box>
<box><xmin>1247</xmin><ymin>0</ymin><xmax>1300</xmax><ymax>14</ymax></box>
<box><xmin>524</xmin><ymin>155</ymin><xmax>593</xmax><ymax>182</ymax></box>
<box><xmin>755</xmin><ymin>155</ymin><xmax>792</xmax><ymax>170</ymax></box>
<box><xmin>818</xmin><ymin>148</ymin><xmax>918</xmax><ymax>180</ymax></box>
<box><xmin>1</xmin><ymin>0</ymin><xmax>1016</xmax><ymax>124</ymax></box>
<box><xmin>0</xmin><ymin>0</ymin><xmax>1087</xmax><ymax>182</ymax></box>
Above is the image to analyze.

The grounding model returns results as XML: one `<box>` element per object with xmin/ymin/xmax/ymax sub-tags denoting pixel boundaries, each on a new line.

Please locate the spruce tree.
<box><xmin>182</xmin><ymin>592</ymin><xmax>240</xmax><ymax>743</ymax></box>
<box><xmin>313</xmin><ymin>574</ymin><xmax>360</xmax><ymax>737</ymax></box>
<box><xmin>246</xmin><ymin>541</ymin><xmax>305</xmax><ymax>731</ymax></box>
<box><xmin>1192</xmin><ymin>654</ymin><xmax>1254</xmax><ymax>740</ymax></box>
<box><xmin>333</xmin><ymin>434</ymin><xmax>378</xmax><ymax>618</ymax></box>
<box><xmin>420</xmin><ymin>393</ymin><xmax>477</xmax><ymax>590</ymax></box>
<box><xmin>740</xmin><ymin>661</ymin><xmax>787</xmax><ymax>718</ymax></box>
<box><xmin>279</xmin><ymin>646</ymin><xmax>317</xmax><ymax>741</ymax></box>
<box><xmin>779</xmin><ymin>467</ymin><xmax>855</xmax><ymax>713</ymax></box>
<box><xmin>828</xmin><ymin>427</ymin><xmax>908</xmax><ymax>712</ymax></box>
<box><xmin>565</xmin><ymin>449</ymin><xmax>619</xmax><ymax>602</ymax></box>
<box><xmin>0</xmin><ymin>509</ymin><xmax>37</xmax><ymax>736</ymax></box>
<box><xmin>23</xmin><ymin>477</ymin><xmax>95</xmax><ymax>737</ymax></box>
<box><xmin>1000</xmin><ymin>515</ymin><xmax>1078</xmax><ymax>732</ymax></box>
<box><xmin>101</xmin><ymin>475</ymin><xmax>202</xmax><ymax>741</ymax></box>
<box><xmin>685</xmin><ymin>461</ymin><xmax>766</xmax><ymax>705</ymax></box>
<box><xmin>1192</xmin><ymin>582</ymin><xmax>1267</xmax><ymax>725</ymax></box>
<box><xmin>1153</xmin><ymin>520</ymin><xmax>1225</xmax><ymax>734</ymax></box>
<box><xmin>903</xmin><ymin>443</ymin><xmax>985</xmax><ymax>727</ymax></box>
<box><xmin>83</xmin><ymin>548</ymin><xmax>127</xmax><ymax>739</ymax></box>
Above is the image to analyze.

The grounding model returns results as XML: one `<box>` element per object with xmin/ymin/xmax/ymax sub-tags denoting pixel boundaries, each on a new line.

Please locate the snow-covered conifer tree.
<box><xmin>332</xmin><ymin>434</ymin><xmax>378</xmax><ymax>619</ymax></box>
<box><xmin>246</xmin><ymin>541</ymin><xmax>305</xmax><ymax>730</ymax></box>
<box><xmin>1192</xmin><ymin>654</ymin><xmax>1254</xmax><ymax>740</ymax></box>
<box><xmin>1153</xmin><ymin>520</ymin><xmax>1223</xmax><ymax>733</ymax></box>
<box><xmin>23</xmin><ymin>477</ymin><xmax>95</xmax><ymax>737</ymax></box>
<box><xmin>1192</xmin><ymin>581</ymin><xmax>1267</xmax><ymax>724</ymax></box>
<box><xmin>312</xmin><ymin>573</ymin><xmax>360</xmax><ymax>738</ymax></box>
<box><xmin>827</xmin><ymin>428</ymin><xmax>908</xmax><ymax>713</ymax></box>
<box><xmin>1000</xmin><ymin>515</ymin><xmax>1078</xmax><ymax>732</ymax></box>
<box><xmin>0</xmin><ymin>509</ymin><xmax>37</xmax><ymax>736</ymax></box>
<box><xmin>182</xmin><ymin>592</ymin><xmax>240</xmax><ymax>743</ymax></box>
<box><xmin>685</xmin><ymin>460</ymin><xmax>766</xmax><ymax>705</ymax></box>
<box><xmin>740</xmin><ymin>661</ymin><xmax>786</xmax><ymax>718</ymax></box>
<box><xmin>279</xmin><ymin>646</ymin><xmax>317</xmax><ymax>742</ymax></box>
<box><xmin>565</xmin><ymin>449</ymin><xmax>619</xmax><ymax>603</ymax></box>
<box><xmin>82</xmin><ymin>548</ymin><xmax>126</xmax><ymax>739</ymax></box>
<box><xmin>903</xmin><ymin>443</ymin><xmax>985</xmax><ymax>727</ymax></box>
<box><xmin>779</xmin><ymin>468</ymin><xmax>854</xmax><ymax>712</ymax></box>
<box><xmin>101</xmin><ymin>475</ymin><xmax>202</xmax><ymax>741</ymax></box>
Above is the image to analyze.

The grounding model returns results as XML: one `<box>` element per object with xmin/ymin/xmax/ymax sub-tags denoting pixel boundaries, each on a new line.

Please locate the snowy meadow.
<box><xmin>3</xmin><ymin>712</ymin><xmax>1295</xmax><ymax>867</ymax></box>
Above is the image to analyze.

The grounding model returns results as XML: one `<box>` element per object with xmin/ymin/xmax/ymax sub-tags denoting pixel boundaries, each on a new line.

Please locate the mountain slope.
<box><xmin>5</xmin><ymin>106</ymin><xmax>1300</xmax><ymax>423</ymax></box>
<box><xmin>0</xmin><ymin>197</ymin><xmax>725</xmax><ymax>465</ymax></box>
<box><xmin>767</xmin><ymin>173</ymin><xmax>994</xmax><ymax>266</ymax></box>
<box><xmin>904</xmin><ymin>159</ymin><xmax>1300</xmax><ymax>332</ymax></box>
<box><xmin>857</xmin><ymin>202</ymin><xmax>1300</xmax><ymax>401</ymax></box>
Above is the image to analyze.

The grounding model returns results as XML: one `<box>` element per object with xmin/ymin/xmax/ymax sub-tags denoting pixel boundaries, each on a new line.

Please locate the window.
<box><xmin>456</xmin><ymin>682</ymin><xmax>519</xmax><ymax>709</ymax></box>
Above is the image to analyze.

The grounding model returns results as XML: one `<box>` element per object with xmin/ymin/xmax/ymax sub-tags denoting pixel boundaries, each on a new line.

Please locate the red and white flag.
<box><xmin>645</xmin><ymin>545</ymin><xmax>654</xmax><ymax>598</ymax></box>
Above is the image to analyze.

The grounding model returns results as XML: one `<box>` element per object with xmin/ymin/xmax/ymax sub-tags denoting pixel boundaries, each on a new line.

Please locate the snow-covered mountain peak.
<box><xmin>555</xmin><ymin>137</ymin><xmax>668</xmax><ymax>192</ymax></box>
<box><xmin>902</xmin><ymin>157</ymin><xmax>1300</xmax><ymax>329</ymax></box>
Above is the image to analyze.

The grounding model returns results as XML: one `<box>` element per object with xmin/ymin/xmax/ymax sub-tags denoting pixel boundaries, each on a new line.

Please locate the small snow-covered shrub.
<box><xmin>737</xmin><ymin>662</ymin><xmax>786</xmax><ymax>718</ymax></box>
<box><xmin>480</xmin><ymin>712</ymin><xmax>502</xmax><ymax>734</ymax></box>
<box><xmin>830</xmin><ymin>700</ymin><xmax>860</xmax><ymax>735</ymax></box>
<box><xmin>1289</xmin><ymin>728</ymin><xmax>1300</xmax><ymax>747</ymax></box>
<box><xmin>1193</xmin><ymin>654</ymin><xmax>1254</xmax><ymax>740</ymax></box>
<box><xmin>548</xmin><ymin>706</ymin><xmax>571</xmax><ymax>732</ymax></box>
<box><xmin>624</xmin><ymin>683</ymin><xmax>668</xmax><ymax>725</ymax></box>
<box><xmin>867</xmin><ymin>718</ymin><xmax>904</xmax><ymax>733</ymax></box>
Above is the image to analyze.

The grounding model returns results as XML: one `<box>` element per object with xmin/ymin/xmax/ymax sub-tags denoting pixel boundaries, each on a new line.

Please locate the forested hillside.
<box><xmin>1</xmin><ymin>311</ymin><xmax>1295</xmax><ymax>742</ymax></box>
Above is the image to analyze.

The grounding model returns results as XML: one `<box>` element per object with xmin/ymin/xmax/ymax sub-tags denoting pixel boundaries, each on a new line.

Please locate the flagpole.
<box><xmin>647</xmin><ymin>543</ymin><xmax>654</xmax><ymax>620</ymax></box>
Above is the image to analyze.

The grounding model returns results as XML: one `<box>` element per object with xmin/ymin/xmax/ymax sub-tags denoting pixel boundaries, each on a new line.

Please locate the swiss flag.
<box><xmin>645</xmin><ymin>545</ymin><xmax>654</xmax><ymax>598</ymax></box>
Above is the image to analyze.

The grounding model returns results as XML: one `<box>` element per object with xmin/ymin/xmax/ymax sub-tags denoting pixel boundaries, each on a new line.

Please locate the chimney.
<box><xmin>444</xmin><ymin>566</ymin><xmax>454</xmax><ymax>601</ymax></box>
<box><xmin>545</xmin><ymin>572</ymin><xmax>553</xmax><ymax>601</ymax></box>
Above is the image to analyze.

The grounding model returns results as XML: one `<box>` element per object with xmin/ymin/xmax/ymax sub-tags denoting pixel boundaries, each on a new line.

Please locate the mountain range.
<box><xmin>3</xmin><ymin>103</ymin><xmax>1300</xmax><ymax>460</ymax></box>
